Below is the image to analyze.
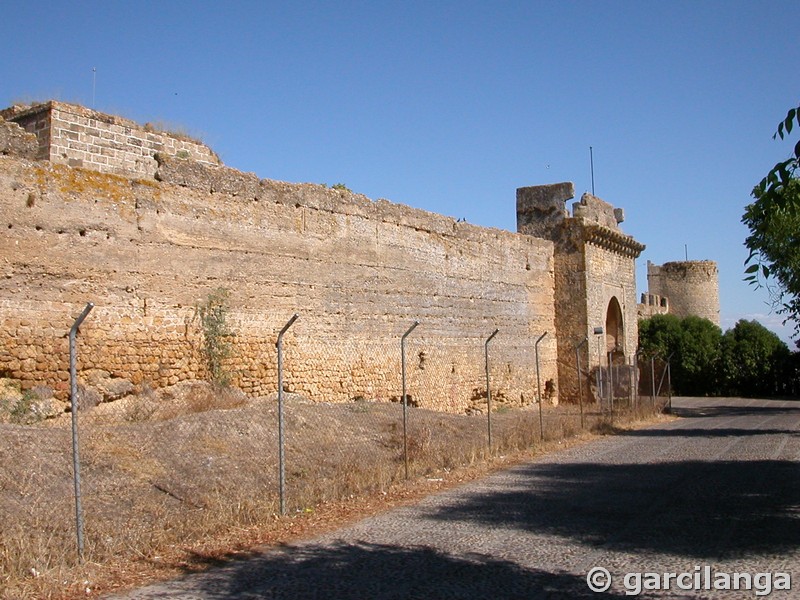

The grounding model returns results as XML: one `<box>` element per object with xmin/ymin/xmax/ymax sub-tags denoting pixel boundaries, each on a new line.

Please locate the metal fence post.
<box><xmin>650</xmin><ymin>356</ymin><xmax>656</xmax><ymax>408</ymax></box>
<box><xmin>484</xmin><ymin>328</ymin><xmax>499</xmax><ymax>451</ymax></box>
<box><xmin>401</xmin><ymin>321</ymin><xmax>419</xmax><ymax>479</ymax></box>
<box><xmin>594</xmin><ymin>327</ymin><xmax>604</xmax><ymax>400</ymax></box>
<box><xmin>534</xmin><ymin>332</ymin><xmax>548</xmax><ymax>442</ymax></box>
<box><xmin>69</xmin><ymin>302</ymin><xmax>94</xmax><ymax>561</ymax></box>
<box><xmin>654</xmin><ymin>352</ymin><xmax>674</xmax><ymax>411</ymax></box>
<box><xmin>607</xmin><ymin>351</ymin><xmax>614</xmax><ymax>419</ymax></box>
<box><xmin>667</xmin><ymin>360</ymin><xmax>673</xmax><ymax>413</ymax></box>
<box><xmin>575</xmin><ymin>337</ymin><xmax>588</xmax><ymax>429</ymax></box>
<box><xmin>633</xmin><ymin>350</ymin><xmax>641</xmax><ymax>409</ymax></box>
<box><xmin>276</xmin><ymin>313</ymin><xmax>299</xmax><ymax>516</ymax></box>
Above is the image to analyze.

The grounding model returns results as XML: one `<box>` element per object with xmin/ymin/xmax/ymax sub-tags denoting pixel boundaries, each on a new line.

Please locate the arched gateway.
<box><xmin>605</xmin><ymin>296</ymin><xmax>624</xmax><ymax>359</ymax></box>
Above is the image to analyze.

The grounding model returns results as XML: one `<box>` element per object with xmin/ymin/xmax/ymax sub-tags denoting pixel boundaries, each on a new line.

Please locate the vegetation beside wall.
<box><xmin>639</xmin><ymin>314</ymin><xmax>798</xmax><ymax>397</ymax></box>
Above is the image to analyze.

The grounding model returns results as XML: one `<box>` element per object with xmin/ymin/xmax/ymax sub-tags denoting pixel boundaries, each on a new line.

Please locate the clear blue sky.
<box><xmin>3</xmin><ymin>1</ymin><xmax>799</xmax><ymax>344</ymax></box>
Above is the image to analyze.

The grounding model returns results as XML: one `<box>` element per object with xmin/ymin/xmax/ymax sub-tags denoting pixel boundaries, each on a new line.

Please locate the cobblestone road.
<box><xmin>107</xmin><ymin>397</ymin><xmax>800</xmax><ymax>599</ymax></box>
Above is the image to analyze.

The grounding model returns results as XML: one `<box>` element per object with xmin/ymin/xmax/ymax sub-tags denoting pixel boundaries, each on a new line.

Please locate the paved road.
<box><xmin>108</xmin><ymin>397</ymin><xmax>800</xmax><ymax>599</ymax></box>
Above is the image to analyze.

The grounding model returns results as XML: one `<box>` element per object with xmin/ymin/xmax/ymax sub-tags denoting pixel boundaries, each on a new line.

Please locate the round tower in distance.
<box><xmin>646</xmin><ymin>260</ymin><xmax>720</xmax><ymax>327</ymax></box>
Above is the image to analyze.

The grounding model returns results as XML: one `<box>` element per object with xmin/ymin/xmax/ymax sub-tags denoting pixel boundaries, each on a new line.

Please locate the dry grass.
<box><xmin>0</xmin><ymin>384</ymin><xmax>669</xmax><ymax>599</ymax></box>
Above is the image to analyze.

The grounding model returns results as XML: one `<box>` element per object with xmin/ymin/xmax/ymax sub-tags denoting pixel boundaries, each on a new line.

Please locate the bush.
<box><xmin>639</xmin><ymin>314</ymin><xmax>722</xmax><ymax>396</ymax></box>
<box><xmin>639</xmin><ymin>315</ymin><xmax>795</xmax><ymax>397</ymax></box>
<box><xmin>195</xmin><ymin>288</ymin><xmax>233</xmax><ymax>386</ymax></box>
<box><xmin>719</xmin><ymin>320</ymin><xmax>791</xmax><ymax>397</ymax></box>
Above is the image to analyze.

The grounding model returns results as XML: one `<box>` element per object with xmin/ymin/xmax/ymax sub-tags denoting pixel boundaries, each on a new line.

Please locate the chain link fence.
<box><xmin>0</xmin><ymin>313</ymin><xmax>669</xmax><ymax>597</ymax></box>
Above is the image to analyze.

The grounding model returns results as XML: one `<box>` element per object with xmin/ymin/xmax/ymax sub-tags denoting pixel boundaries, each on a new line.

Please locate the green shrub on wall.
<box><xmin>195</xmin><ymin>288</ymin><xmax>233</xmax><ymax>386</ymax></box>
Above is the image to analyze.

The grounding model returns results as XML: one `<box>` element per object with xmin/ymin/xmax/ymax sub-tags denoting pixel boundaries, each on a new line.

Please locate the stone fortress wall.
<box><xmin>0</xmin><ymin>100</ymin><xmax>646</xmax><ymax>413</ymax></box>
<box><xmin>0</xmin><ymin>102</ymin><xmax>560</xmax><ymax>412</ymax></box>
<box><xmin>640</xmin><ymin>260</ymin><xmax>720</xmax><ymax>327</ymax></box>
<box><xmin>515</xmin><ymin>184</ymin><xmax>644</xmax><ymax>402</ymax></box>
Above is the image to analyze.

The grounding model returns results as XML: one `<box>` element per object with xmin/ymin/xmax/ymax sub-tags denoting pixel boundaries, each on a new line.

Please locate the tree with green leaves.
<box><xmin>638</xmin><ymin>314</ymin><xmax>722</xmax><ymax>396</ymax></box>
<box><xmin>640</xmin><ymin>315</ymin><xmax>795</xmax><ymax>398</ymax></box>
<box><xmin>743</xmin><ymin>103</ymin><xmax>800</xmax><ymax>340</ymax></box>
<box><xmin>719</xmin><ymin>319</ymin><xmax>791</xmax><ymax>397</ymax></box>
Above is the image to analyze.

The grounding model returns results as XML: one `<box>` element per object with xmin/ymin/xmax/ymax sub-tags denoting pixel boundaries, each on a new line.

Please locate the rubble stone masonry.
<box><xmin>1</xmin><ymin>101</ymin><xmax>655</xmax><ymax>413</ymax></box>
<box><xmin>646</xmin><ymin>260</ymin><xmax>720</xmax><ymax>327</ymax></box>
<box><xmin>0</xmin><ymin>111</ymin><xmax>557</xmax><ymax>411</ymax></box>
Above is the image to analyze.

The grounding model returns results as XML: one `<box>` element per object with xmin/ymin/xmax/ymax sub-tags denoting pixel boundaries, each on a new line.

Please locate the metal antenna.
<box><xmin>589</xmin><ymin>146</ymin><xmax>595</xmax><ymax>195</ymax></box>
<box><xmin>685</xmin><ymin>244</ymin><xmax>688</xmax><ymax>261</ymax></box>
<box><xmin>92</xmin><ymin>67</ymin><xmax>96</xmax><ymax>108</ymax></box>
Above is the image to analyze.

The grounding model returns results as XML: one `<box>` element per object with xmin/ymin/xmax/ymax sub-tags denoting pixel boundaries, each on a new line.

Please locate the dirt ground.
<box><xmin>0</xmin><ymin>381</ymin><xmax>667</xmax><ymax>599</ymax></box>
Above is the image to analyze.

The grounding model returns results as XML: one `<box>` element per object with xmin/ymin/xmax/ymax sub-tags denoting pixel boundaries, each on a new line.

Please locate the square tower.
<box><xmin>517</xmin><ymin>183</ymin><xmax>645</xmax><ymax>402</ymax></box>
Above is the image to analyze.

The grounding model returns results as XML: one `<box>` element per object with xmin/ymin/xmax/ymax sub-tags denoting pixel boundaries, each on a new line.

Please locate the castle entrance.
<box><xmin>605</xmin><ymin>297</ymin><xmax>624</xmax><ymax>361</ymax></box>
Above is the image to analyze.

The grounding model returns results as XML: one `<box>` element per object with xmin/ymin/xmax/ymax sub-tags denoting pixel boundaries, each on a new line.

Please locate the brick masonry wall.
<box><xmin>550</xmin><ymin>222</ymin><xmax>588</xmax><ymax>403</ymax></box>
<box><xmin>0</xmin><ymin>116</ymin><xmax>39</xmax><ymax>158</ymax></box>
<box><xmin>0</xmin><ymin>154</ymin><xmax>557</xmax><ymax>413</ymax></box>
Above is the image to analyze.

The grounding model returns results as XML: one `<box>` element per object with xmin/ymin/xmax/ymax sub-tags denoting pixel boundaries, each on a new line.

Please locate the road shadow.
<box><xmin>619</xmin><ymin>427</ymin><xmax>797</xmax><ymax>438</ymax></box>
<box><xmin>669</xmin><ymin>398</ymin><xmax>800</xmax><ymax>419</ymax></box>
<box><xmin>422</xmin><ymin>459</ymin><xmax>800</xmax><ymax>560</ymax></box>
<box><xmin>171</xmin><ymin>541</ymin><xmax>625</xmax><ymax>599</ymax></box>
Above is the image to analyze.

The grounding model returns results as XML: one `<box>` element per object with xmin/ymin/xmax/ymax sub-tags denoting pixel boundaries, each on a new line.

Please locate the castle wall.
<box><xmin>0</xmin><ymin>115</ymin><xmax>39</xmax><ymax>158</ymax></box>
<box><xmin>0</xmin><ymin>152</ymin><xmax>557</xmax><ymax>413</ymax></box>
<box><xmin>646</xmin><ymin>260</ymin><xmax>720</xmax><ymax>326</ymax></box>
<box><xmin>584</xmin><ymin>242</ymin><xmax>639</xmax><ymax>359</ymax></box>
<box><xmin>637</xmin><ymin>292</ymin><xmax>669</xmax><ymax>320</ymax></box>
<box><xmin>516</xmin><ymin>187</ymin><xmax>644</xmax><ymax>403</ymax></box>
<box><xmin>1</xmin><ymin>101</ymin><xmax>220</xmax><ymax>180</ymax></box>
<box><xmin>550</xmin><ymin>222</ymin><xmax>589</xmax><ymax>402</ymax></box>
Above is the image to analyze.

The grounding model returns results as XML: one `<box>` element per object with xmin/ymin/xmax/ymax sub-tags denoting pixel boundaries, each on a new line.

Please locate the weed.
<box><xmin>331</xmin><ymin>183</ymin><xmax>351</xmax><ymax>193</ymax></box>
<box><xmin>142</xmin><ymin>121</ymin><xmax>206</xmax><ymax>145</ymax></box>
<box><xmin>9</xmin><ymin>390</ymin><xmax>35</xmax><ymax>423</ymax></box>
<box><xmin>123</xmin><ymin>397</ymin><xmax>158</xmax><ymax>423</ymax></box>
<box><xmin>195</xmin><ymin>288</ymin><xmax>233</xmax><ymax>386</ymax></box>
<box><xmin>348</xmin><ymin>397</ymin><xmax>370</xmax><ymax>413</ymax></box>
<box><xmin>183</xmin><ymin>383</ymin><xmax>247</xmax><ymax>415</ymax></box>
<box><xmin>2</xmin><ymin>389</ymin><xmax>48</xmax><ymax>425</ymax></box>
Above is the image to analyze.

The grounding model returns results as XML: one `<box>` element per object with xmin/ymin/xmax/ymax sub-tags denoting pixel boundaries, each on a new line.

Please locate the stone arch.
<box><xmin>605</xmin><ymin>296</ymin><xmax>624</xmax><ymax>358</ymax></box>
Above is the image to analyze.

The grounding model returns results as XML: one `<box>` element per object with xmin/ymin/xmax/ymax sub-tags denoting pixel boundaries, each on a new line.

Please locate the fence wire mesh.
<box><xmin>0</xmin><ymin>320</ymin><xmax>670</xmax><ymax>596</ymax></box>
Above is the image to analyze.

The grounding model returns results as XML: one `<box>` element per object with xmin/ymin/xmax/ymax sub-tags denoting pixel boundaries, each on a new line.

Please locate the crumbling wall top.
<box><xmin>0</xmin><ymin>115</ymin><xmax>38</xmax><ymax>158</ymax></box>
<box><xmin>658</xmin><ymin>260</ymin><xmax>718</xmax><ymax>275</ymax></box>
<box><xmin>516</xmin><ymin>182</ymin><xmax>574</xmax><ymax>238</ymax></box>
<box><xmin>1</xmin><ymin>100</ymin><xmax>221</xmax><ymax>179</ymax></box>
<box><xmin>572</xmin><ymin>192</ymin><xmax>623</xmax><ymax>229</ymax></box>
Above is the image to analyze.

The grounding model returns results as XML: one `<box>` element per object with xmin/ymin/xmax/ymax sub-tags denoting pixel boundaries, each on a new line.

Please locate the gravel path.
<box><xmin>107</xmin><ymin>397</ymin><xmax>800</xmax><ymax>599</ymax></box>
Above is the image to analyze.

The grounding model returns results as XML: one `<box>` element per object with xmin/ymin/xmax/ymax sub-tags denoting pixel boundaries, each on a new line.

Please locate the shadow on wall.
<box><xmin>173</xmin><ymin>541</ymin><xmax>628</xmax><ymax>599</ymax></box>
